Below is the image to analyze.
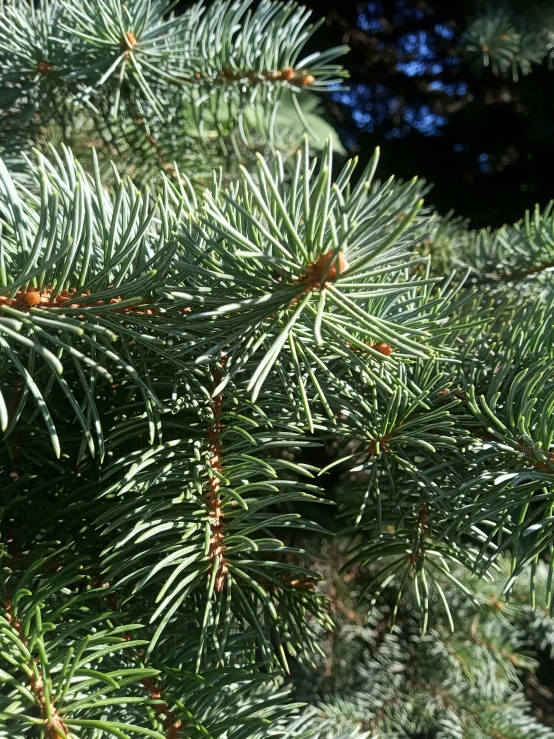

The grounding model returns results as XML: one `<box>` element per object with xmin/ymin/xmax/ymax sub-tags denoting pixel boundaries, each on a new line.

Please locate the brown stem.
<box><xmin>484</xmin><ymin>260</ymin><xmax>554</xmax><ymax>283</ymax></box>
<box><xmin>0</xmin><ymin>286</ymin><xmax>156</xmax><ymax>314</ymax></box>
<box><xmin>516</xmin><ymin>442</ymin><xmax>554</xmax><ymax>472</ymax></box>
<box><xmin>207</xmin><ymin>364</ymin><xmax>228</xmax><ymax>592</ymax></box>
<box><xmin>189</xmin><ymin>66</ymin><xmax>315</xmax><ymax>87</ymax></box>
<box><xmin>140</xmin><ymin>677</ymin><xmax>182</xmax><ymax>739</ymax></box>
<box><xmin>513</xmin><ymin>261</ymin><xmax>554</xmax><ymax>281</ymax></box>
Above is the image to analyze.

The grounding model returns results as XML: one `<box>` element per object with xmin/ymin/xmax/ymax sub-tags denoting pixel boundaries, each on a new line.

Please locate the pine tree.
<box><xmin>1</xmin><ymin>1</ymin><xmax>554</xmax><ymax>738</ymax></box>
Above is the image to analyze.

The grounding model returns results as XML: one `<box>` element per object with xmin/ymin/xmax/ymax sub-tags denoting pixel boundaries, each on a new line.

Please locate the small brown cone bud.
<box><xmin>313</xmin><ymin>251</ymin><xmax>348</xmax><ymax>283</ymax></box>
<box><xmin>297</xmin><ymin>74</ymin><xmax>315</xmax><ymax>86</ymax></box>
<box><xmin>121</xmin><ymin>32</ymin><xmax>136</xmax><ymax>52</ymax></box>
<box><xmin>372</xmin><ymin>342</ymin><xmax>393</xmax><ymax>356</ymax></box>
<box><xmin>280</xmin><ymin>67</ymin><xmax>295</xmax><ymax>81</ymax></box>
<box><xmin>25</xmin><ymin>291</ymin><xmax>41</xmax><ymax>307</ymax></box>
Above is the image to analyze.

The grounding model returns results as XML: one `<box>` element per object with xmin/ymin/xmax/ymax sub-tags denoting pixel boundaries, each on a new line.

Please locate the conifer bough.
<box><xmin>1</xmin><ymin>0</ymin><xmax>554</xmax><ymax>738</ymax></box>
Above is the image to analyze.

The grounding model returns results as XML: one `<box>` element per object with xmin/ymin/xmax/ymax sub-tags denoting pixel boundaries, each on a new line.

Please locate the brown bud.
<box><xmin>372</xmin><ymin>342</ymin><xmax>393</xmax><ymax>356</ymax></box>
<box><xmin>24</xmin><ymin>291</ymin><xmax>41</xmax><ymax>307</ymax></box>
<box><xmin>312</xmin><ymin>251</ymin><xmax>348</xmax><ymax>283</ymax></box>
<box><xmin>121</xmin><ymin>31</ymin><xmax>136</xmax><ymax>52</ymax></box>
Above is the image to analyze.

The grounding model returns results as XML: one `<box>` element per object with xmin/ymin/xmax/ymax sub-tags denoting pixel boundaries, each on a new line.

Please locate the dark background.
<box><xmin>293</xmin><ymin>0</ymin><xmax>554</xmax><ymax>229</ymax></box>
<box><xmin>298</xmin><ymin>0</ymin><xmax>554</xmax><ymax>229</ymax></box>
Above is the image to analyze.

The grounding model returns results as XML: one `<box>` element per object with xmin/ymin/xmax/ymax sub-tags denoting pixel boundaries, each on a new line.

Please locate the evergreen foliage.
<box><xmin>0</xmin><ymin>0</ymin><xmax>346</xmax><ymax>183</ymax></box>
<box><xmin>464</xmin><ymin>1</ymin><xmax>554</xmax><ymax>80</ymax></box>
<box><xmin>290</xmin><ymin>555</ymin><xmax>554</xmax><ymax>738</ymax></box>
<box><xmin>0</xmin><ymin>1</ymin><xmax>554</xmax><ymax>738</ymax></box>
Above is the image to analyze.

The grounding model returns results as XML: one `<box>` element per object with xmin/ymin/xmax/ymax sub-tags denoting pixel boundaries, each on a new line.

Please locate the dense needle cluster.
<box><xmin>0</xmin><ymin>1</ymin><xmax>554</xmax><ymax>738</ymax></box>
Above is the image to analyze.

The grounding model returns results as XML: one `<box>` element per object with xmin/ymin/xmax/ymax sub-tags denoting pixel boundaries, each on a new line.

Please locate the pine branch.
<box><xmin>0</xmin><ymin>0</ymin><xmax>348</xmax><ymax>180</ymax></box>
